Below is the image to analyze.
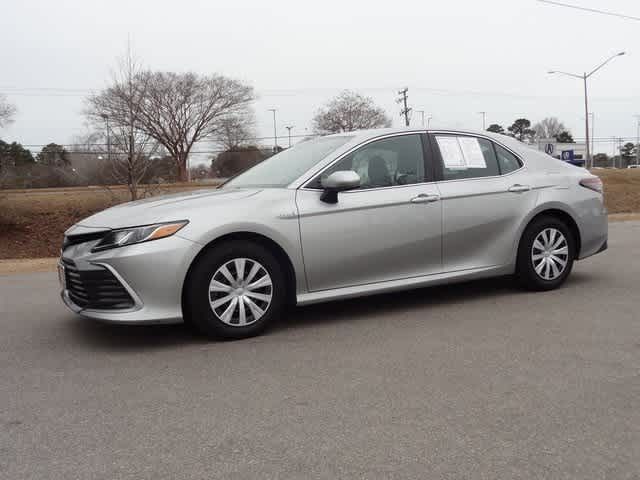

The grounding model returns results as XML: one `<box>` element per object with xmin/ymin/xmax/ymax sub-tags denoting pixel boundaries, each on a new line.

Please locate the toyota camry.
<box><xmin>59</xmin><ymin>128</ymin><xmax>608</xmax><ymax>338</ymax></box>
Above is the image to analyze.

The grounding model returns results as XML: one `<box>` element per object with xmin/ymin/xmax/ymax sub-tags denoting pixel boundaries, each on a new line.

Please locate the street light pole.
<box><xmin>427</xmin><ymin>115</ymin><xmax>432</xmax><ymax>128</ymax></box>
<box><xmin>582</xmin><ymin>73</ymin><xmax>590</xmax><ymax>168</ymax></box>
<box><xmin>268</xmin><ymin>109</ymin><xmax>278</xmax><ymax>152</ymax></box>
<box><xmin>285</xmin><ymin>126</ymin><xmax>294</xmax><ymax>147</ymax></box>
<box><xmin>548</xmin><ymin>51</ymin><xmax>625</xmax><ymax>169</ymax></box>
<box><xmin>477</xmin><ymin>111</ymin><xmax>486</xmax><ymax>130</ymax></box>
<box><xmin>589</xmin><ymin>112</ymin><xmax>594</xmax><ymax>158</ymax></box>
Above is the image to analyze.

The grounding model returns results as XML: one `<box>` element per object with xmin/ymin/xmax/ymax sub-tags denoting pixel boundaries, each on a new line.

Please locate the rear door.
<box><xmin>429</xmin><ymin>132</ymin><xmax>538</xmax><ymax>272</ymax></box>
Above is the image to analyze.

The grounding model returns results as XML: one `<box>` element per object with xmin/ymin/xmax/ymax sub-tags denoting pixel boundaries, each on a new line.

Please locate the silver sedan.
<box><xmin>59</xmin><ymin>128</ymin><xmax>608</xmax><ymax>338</ymax></box>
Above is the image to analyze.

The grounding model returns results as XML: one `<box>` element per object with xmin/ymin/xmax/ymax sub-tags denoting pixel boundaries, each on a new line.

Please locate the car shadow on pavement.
<box><xmin>275</xmin><ymin>275</ymin><xmax>520</xmax><ymax>332</ymax></box>
<box><xmin>276</xmin><ymin>270</ymin><xmax>597</xmax><ymax>332</ymax></box>
<box><xmin>66</xmin><ymin>318</ymin><xmax>208</xmax><ymax>351</ymax></box>
<box><xmin>65</xmin><ymin>271</ymin><xmax>597</xmax><ymax>349</ymax></box>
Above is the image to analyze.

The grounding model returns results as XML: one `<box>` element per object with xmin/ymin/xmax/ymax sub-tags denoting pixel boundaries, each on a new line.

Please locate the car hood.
<box><xmin>76</xmin><ymin>188</ymin><xmax>261</xmax><ymax>229</ymax></box>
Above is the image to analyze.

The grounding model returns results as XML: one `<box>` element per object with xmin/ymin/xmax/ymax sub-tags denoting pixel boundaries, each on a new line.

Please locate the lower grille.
<box><xmin>62</xmin><ymin>258</ymin><xmax>135</xmax><ymax>310</ymax></box>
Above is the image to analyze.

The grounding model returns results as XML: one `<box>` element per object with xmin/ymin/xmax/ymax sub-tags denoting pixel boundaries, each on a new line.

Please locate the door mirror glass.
<box><xmin>320</xmin><ymin>171</ymin><xmax>360</xmax><ymax>203</ymax></box>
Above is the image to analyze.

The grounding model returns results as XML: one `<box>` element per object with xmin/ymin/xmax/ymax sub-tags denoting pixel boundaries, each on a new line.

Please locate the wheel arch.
<box><xmin>181</xmin><ymin>231</ymin><xmax>298</xmax><ymax>319</ymax></box>
<box><xmin>518</xmin><ymin>207</ymin><xmax>582</xmax><ymax>260</ymax></box>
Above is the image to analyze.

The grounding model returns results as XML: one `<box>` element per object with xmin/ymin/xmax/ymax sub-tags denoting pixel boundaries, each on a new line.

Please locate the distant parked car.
<box><xmin>627</xmin><ymin>165</ymin><xmax>640</xmax><ymax>169</ymax></box>
<box><xmin>59</xmin><ymin>128</ymin><xmax>608</xmax><ymax>339</ymax></box>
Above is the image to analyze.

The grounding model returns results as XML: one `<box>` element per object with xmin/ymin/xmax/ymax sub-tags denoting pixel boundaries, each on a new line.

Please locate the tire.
<box><xmin>184</xmin><ymin>240</ymin><xmax>287</xmax><ymax>339</ymax></box>
<box><xmin>516</xmin><ymin>216</ymin><xmax>576</xmax><ymax>291</ymax></box>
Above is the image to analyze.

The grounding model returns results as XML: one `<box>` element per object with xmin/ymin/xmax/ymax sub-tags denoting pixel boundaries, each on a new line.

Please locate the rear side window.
<box><xmin>495</xmin><ymin>144</ymin><xmax>522</xmax><ymax>174</ymax></box>
<box><xmin>435</xmin><ymin>135</ymin><xmax>500</xmax><ymax>180</ymax></box>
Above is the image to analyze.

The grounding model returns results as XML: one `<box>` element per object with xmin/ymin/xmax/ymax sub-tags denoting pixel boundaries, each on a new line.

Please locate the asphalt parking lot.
<box><xmin>1</xmin><ymin>221</ymin><xmax>639</xmax><ymax>479</ymax></box>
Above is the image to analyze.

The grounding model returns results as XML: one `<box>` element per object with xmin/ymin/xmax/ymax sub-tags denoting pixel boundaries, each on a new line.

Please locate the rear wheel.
<box><xmin>185</xmin><ymin>241</ymin><xmax>286</xmax><ymax>339</ymax></box>
<box><xmin>516</xmin><ymin>216</ymin><xmax>575</xmax><ymax>291</ymax></box>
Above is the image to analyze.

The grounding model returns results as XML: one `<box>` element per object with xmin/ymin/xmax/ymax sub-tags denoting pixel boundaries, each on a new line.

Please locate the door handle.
<box><xmin>410</xmin><ymin>194</ymin><xmax>440</xmax><ymax>204</ymax></box>
<box><xmin>508</xmin><ymin>184</ymin><xmax>531</xmax><ymax>193</ymax></box>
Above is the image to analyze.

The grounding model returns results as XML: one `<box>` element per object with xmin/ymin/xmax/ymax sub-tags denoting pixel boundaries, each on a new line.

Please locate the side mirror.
<box><xmin>320</xmin><ymin>171</ymin><xmax>360</xmax><ymax>204</ymax></box>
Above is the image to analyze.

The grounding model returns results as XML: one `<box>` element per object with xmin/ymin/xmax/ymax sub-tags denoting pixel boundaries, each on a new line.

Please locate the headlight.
<box><xmin>91</xmin><ymin>221</ymin><xmax>189</xmax><ymax>252</ymax></box>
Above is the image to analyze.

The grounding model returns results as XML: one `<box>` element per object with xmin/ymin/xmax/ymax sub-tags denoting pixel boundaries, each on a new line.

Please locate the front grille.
<box><xmin>62</xmin><ymin>258</ymin><xmax>135</xmax><ymax>310</ymax></box>
<box><xmin>62</xmin><ymin>231</ymin><xmax>108</xmax><ymax>251</ymax></box>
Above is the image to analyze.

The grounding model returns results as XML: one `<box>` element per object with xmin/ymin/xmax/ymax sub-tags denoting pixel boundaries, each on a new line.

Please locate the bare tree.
<box><xmin>135</xmin><ymin>72</ymin><xmax>253</xmax><ymax>181</ymax></box>
<box><xmin>312</xmin><ymin>90</ymin><xmax>392</xmax><ymax>134</ymax></box>
<box><xmin>215</xmin><ymin>113</ymin><xmax>256</xmax><ymax>151</ymax></box>
<box><xmin>533</xmin><ymin>117</ymin><xmax>566</xmax><ymax>140</ymax></box>
<box><xmin>86</xmin><ymin>46</ymin><xmax>161</xmax><ymax>199</ymax></box>
<box><xmin>0</xmin><ymin>94</ymin><xmax>17</xmax><ymax>129</ymax></box>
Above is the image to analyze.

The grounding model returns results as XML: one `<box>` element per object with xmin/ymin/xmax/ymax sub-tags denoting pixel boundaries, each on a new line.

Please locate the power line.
<box><xmin>2</xmin><ymin>85</ymin><xmax>640</xmax><ymax>101</ymax></box>
<box><xmin>537</xmin><ymin>0</ymin><xmax>640</xmax><ymax>22</ymax></box>
<box><xmin>20</xmin><ymin>133</ymin><xmax>320</xmax><ymax>149</ymax></box>
<box><xmin>21</xmin><ymin>136</ymin><xmax>639</xmax><ymax>152</ymax></box>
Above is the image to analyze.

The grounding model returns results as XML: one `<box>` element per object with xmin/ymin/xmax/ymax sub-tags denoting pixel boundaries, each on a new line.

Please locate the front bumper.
<box><xmin>59</xmin><ymin>232</ymin><xmax>201</xmax><ymax>324</ymax></box>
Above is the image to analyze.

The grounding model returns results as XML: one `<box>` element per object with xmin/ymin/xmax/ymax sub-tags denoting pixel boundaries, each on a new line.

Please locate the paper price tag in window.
<box><xmin>436</xmin><ymin>136</ymin><xmax>465</xmax><ymax>168</ymax></box>
<box><xmin>459</xmin><ymin>137</ymin><xmax>486</xmax><ymax>168</ymax></box>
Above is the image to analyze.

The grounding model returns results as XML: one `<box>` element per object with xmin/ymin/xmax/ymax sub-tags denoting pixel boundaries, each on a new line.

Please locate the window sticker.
<box><xmin>436</xmin><ymin>136</ymin><xmax>465</xmax><ymax>168</ymax></box>
<box><xmin>458</xmin><ymin>137</ymin><xmax>487</xmax><ymax>168</ymax></box>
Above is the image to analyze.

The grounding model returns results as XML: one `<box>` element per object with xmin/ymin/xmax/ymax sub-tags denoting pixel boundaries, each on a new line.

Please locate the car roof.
<box><xmin>323</xmin><ymin>126</ymin><xmax>528</xmax><ymax>153</ymax></box>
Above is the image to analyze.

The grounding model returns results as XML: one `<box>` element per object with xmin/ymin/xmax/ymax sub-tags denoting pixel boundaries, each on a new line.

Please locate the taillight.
<box><xmin>580</xmin><ymin>177</ymin><xmax>603</xmax><ymax>194</ymax></box>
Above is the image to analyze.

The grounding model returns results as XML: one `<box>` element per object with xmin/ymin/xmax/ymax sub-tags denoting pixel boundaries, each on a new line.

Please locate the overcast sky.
<box><xmin>1</xmin><ymin>0</ymin><xmax>639</xmax><ymax>159</ymax></box>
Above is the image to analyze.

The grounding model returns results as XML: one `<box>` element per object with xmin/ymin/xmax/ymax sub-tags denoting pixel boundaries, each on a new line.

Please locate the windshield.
<box><xmin>223</xmin><ymin>136</ymin><xmax>353</xmax><ymax>188</ymax></box>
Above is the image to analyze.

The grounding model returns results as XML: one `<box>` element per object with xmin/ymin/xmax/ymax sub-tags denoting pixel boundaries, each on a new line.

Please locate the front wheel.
<box><xmin>184</xmin><ymin>241</ymin><xmax>287</xmax><ymax>339</ymax></box>
<box><xmin>516</xmin><ymin>216</ymin><xmax>576</xmax><ymax>291</ymax></box>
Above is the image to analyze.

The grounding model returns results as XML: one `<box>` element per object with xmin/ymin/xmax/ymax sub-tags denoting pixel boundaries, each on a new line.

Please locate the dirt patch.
<box><xmin>0</xmin><ymin>257</ymin><xmax>58</xmax><ymax>275</ymax></box>
<box><xmin>609</xmin><ymin>213</ymin><xmax>640</xmax><ymax>222</ymax></box>
<box><xmin>593</xmin><ymin>168</ymin><xmax>640</xmax><ymax>214</ymax></box>
<box><xmin>0</xmin><ymin>184</ymin><xmax>216</xmax><ymax>259</ymax></box>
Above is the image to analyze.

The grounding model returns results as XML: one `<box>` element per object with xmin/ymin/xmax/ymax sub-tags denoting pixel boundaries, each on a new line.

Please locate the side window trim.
<box><xmin>491</xmin><ymin>141</ymin><xmax>504</xmax><ymax>176</ymax></box>
<box><xmin>302</xmin><ymin>132</ymin><xmax>430</xmax><ymax>190</ymax></box>
<box><xmin>493</xmin><ymin>141</ymin><xmax>524</xmax><ymax>175</ymax></box>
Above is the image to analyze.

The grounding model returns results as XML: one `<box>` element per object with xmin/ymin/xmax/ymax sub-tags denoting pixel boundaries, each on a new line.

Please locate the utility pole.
<box><xmin>415</xmin><ymin>110</ymin><xmax>425</xmax><ymax>127</ymax></box>
<box><xmin>477</xmin><ymin>111</ymin><xmax>486</xmax><ymax>130</ymax></box>
<box><xmin>613</xmin><ymin>136</ymin><xmax>623</xmax><ymax>168</ymax></box>
<box><xmin>268</xmin><ymin>109</ymin><xmax>278</xmax><ymax>152</ymax></box>
<box><xmin>285</xmin><ymin>126</ymin><xmax>294</xmax><ymax>147</ymax></box>
<box><xmin>397</xmin><ymin>88</ymin><xmax>411</xmax><ymax>127</ymax></box>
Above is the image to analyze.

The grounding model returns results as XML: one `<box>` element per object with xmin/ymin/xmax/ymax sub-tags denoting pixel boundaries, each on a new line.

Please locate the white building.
<box><xmin>536</xmin><ymin>139</ymin><xmax>586</xmax><ymax>165</ymax></box>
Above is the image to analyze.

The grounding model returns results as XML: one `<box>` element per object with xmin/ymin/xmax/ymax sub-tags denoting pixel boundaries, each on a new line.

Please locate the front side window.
<box><xmin>309</xmin><ymin>134</ymin><xmax>425</xmax><ymax>190</ymax></box>
<box><xmin>435</xmin><ymin>135</ymin><xmax>500</xmax><ymax>181</ymax></box>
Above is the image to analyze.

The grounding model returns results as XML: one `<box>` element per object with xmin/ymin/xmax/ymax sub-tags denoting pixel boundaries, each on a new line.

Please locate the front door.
<box><xmin>296</xmin><ymin>133</ymin><xmax>443</xmax><ymax>292</ymax></box>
